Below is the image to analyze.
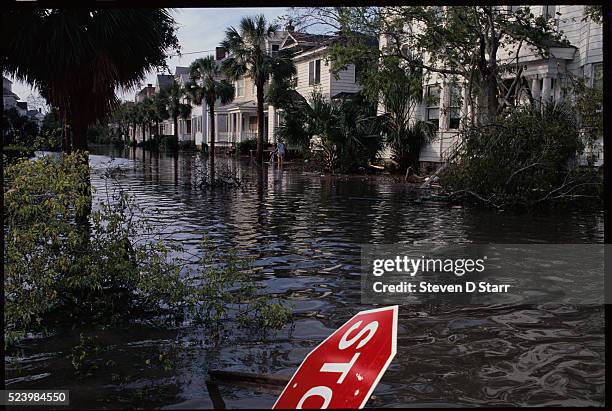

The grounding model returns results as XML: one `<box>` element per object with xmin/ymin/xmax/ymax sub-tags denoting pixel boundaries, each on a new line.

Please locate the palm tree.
<box><xmin>380</xmin><ymin>67</ymin><xmax>434</xmax><ymax>173</ymax></box>
<box><xmin>2</xmin><ymin>9</ymin><xmax>179</xmax><ymax>152</ymax></box>
<box><xmin>185</xmin><ymin>56</ymin><xmax>235</xmax><ymax>174</ymax></box>
<box><xmin>221</xmin><ymin>15</ymin><xmax>296</xmax><ymax>163</ymax></box>
<box><xmin>133</xmin><ymin>101</ymin><xmax>147</xmax><ymax>145</ymax></box>
<box><xmin>150</xmin><ymin>93</ymin><xmax>169</xmax><ymax>146</ymax></box>
<box><xmin>140</xmin><ymin>96</ymin><xmax>161</xmax><ymax>146</ymax></box>
<box><xmin>111</xmin><ymin>101</ymin><xmax>134</xmax><ymax>143</ymax></box>
<box><xmin>126</xmin><ymin>102</ymin><xmax>139</xmax><ymax>146</ymax></box>
<box><xmin>159</xmin><ymin>81</ymin><xmax>192</xmax><ymax>147</ymax></box>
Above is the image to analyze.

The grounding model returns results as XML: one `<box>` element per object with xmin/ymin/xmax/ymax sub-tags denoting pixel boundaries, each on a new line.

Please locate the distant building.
<box><xmin>199</xmin><ymin>28</ymin><xmax>364</xmax><ymax>150</ymax></box>
<box><xmin>3</xmin><ymin>76</ymin><xmax>20</xmax><ymax>110</ymax></box>
<box><xmin>26</xmin><ymin>108</ymin><xmax>45</xmax><ymax>127</ymax></box>
<box><xmin>135</xmin><ymin>84</ymin><xmax>156</xmax><ymax>103</ymax></box>
<box><xmin>15</xmin><ymin>101</ymin><xmax>28</xmax><ymax>117</ymax></box>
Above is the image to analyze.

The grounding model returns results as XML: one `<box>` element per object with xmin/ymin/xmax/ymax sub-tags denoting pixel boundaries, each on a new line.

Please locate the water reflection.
<box><xmin>7</xmin><ymin>146</ymin><xmax>604</xmax><ymax>408</ymax></box>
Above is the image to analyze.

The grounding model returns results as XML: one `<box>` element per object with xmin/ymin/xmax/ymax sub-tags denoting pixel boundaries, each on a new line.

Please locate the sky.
<box><xmin>7</xmin><ymin>7</ymin><xmax>290</xmax><ymax>111</ymax></box>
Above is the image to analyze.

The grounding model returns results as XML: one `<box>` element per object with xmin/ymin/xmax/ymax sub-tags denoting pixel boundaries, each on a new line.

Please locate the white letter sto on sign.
<box><xmin>339</xmin><ymin>320</ymin><xmax>379</xmax><ymax>350</ymax></box>
<box><xmin>297</xmin><ymin>319</ymin><xmax>380</xmax><ymax>408</ymax></box>
<box><xmin>297</xmin><ymin>386</ymin><xmax>333</xmax><ymax>409</ymax></box>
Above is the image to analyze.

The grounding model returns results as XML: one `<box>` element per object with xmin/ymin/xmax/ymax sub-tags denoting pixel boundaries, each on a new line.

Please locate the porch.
<box><xmin>213</xmin><ymin>101</ymin><xmax>268</xmax><ymax>147</ymax></box>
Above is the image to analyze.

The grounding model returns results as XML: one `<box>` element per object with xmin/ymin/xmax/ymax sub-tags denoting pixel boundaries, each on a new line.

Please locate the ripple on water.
<box><xmin>8</xmin><ymin>147</ymin><xmax>604</xmax><ymax>408</ymax></box>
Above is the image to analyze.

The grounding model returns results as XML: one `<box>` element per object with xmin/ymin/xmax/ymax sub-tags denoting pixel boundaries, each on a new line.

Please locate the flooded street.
<box><xmin>5</xmin><ymin>146</ymin><xmax>605</xmax><ymax>408</ymax></box>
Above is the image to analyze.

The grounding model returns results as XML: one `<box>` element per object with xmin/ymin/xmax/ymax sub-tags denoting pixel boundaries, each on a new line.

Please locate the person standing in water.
<box><xmin>276</xmin><ymin>140</ymin><xmax>286</xmax><ymax>167</ymax></box>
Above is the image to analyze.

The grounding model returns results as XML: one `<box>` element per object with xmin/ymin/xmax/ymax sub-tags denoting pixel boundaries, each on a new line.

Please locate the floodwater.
<box><xmin>5</xmin><ymin>146</ymin><xmax>605</xmax><ymax>408</ymax></box>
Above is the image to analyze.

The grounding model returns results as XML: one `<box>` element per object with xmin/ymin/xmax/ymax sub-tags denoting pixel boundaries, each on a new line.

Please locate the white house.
<box><xmin>379</xmin><ymin>5</ymin><xmax>603</xmax><ymax>168</ymax></box>
<box><xmin>26</xmin><ymin>108</ymin><xmax>45</xmax><ymax>127</ymax></box>
<box><xmin>193</xmin><ymin>28</ymin><xmax>364</xmax><ymax>150</ymax></box>
<box><xmin>3</xmin><ymin>76</ymin><xmax>21</xmax><ymax>111</ymax></box>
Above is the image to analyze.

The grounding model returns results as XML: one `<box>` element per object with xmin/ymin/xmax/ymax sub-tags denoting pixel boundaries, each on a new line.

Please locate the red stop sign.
<box><xmin>273</xmin><ymin>305</ymin><xmax>398</xmax><ymax>409</ymax></box>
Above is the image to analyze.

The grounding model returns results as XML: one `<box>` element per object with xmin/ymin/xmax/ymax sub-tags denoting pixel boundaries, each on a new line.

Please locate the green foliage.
<box><xmin>236</xmin><ymin>138</ymin><xmax>257</xmax><ymax>155</ymax></box>
<box><xmin>221</xmin><ymin>14</ymin><xmax>296</xmax><ymax>162</ymax></box>
<box><xmin>3</xmin><ymin>9</ymin><xmax>180</xmax><ymax>151</ymax></box>
<box><xmin>159</xmin><ymin>135</ymin><xmax>178</xmax><ymax>150</ymax></box>
<box><xmin>37</xmin><ymin>108</ymin><xmax>63</xmax><ymax>150</ymax></box>
<box><xmin>573</xmin><ymin>78</ymin><xmax>603</xmax><ymax>144</ymax></box>
<box><xmin>178</xmin><ymin>140</ymin><xmax>196</xmax><ymax>151</ymax></box>
<box><xmin>305</xmin><ymin>6</ymin><xmax>564</xmax><ymax>124</ymax></box>
<box><xmin>159</xmin><ymin>82</ymin><xmax>192</xmax><ymax>140</ymax></box>
<box><xmin>2</xmin><ymin>144</ymin><xmax>35</xmax><ymax>162</ymax></box>
<box><xmin>268</xmin><ymin>76</ymin><xmax>312</xmax><ymax>153</ymax></box>
<box><xmin>86</xmin><ymin>124</ymin><xmax>112</xmax><ymax>144</ymax></box>
<box><xmin>3</xmin><ymin>107</ymin><xmax>40</xmax><ymax>147</ymax></box>
<box><xmin>277</xmin><ymin>91</ymin><xmax>383</xmax><ymax>172</ymax></box>
<box><xmin>583</xmin><ymin>6</ymin><xmax>603</xmax><ymax>24</ymax></box>
<box><xmin>442</xmin><ymin>104</ymin><xmax>602</xmax><ymax>208</ymax></box>
<box><xmin>190</xmin><ymin>239</ymin><xmax>291</xmax><ymax>334</ymax></box>
<box><xmin>4</xmin><ymin>153</ymin><xmax>291</xmax><ymax>348</ymax></box>
<box><xmin>378</xmin><ymin>60</ymin><xmax>435</xmax><ymax>172</ymax></box>
<box><xmin>4</xmin><ymin>153</ymin><xmax>185</xmax><ymax>345</ymax></box>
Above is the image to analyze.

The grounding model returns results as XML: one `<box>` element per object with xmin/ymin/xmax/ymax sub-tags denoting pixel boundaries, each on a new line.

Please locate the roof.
<box><xmin>138</xmin><ymin>85</ymin><xmax>155</xmax><ymax>96</ymax></box>
<box><xmin>280</xmin><ymin>31</ymin><xmax>337</xmax><ymax>53</ymax></box>
<box><xmin>26</xmin><ymin>109</ymin><xmax>43</xmax><ymax>118</ymax></box>
<box><xmin>541</xmin><ymin>37</ymin><xmax>574</xmax><ymax>49</ymax></box>
<box><xmin>331</xmin><ymin>91</ymin><xmax>357</xmax><ymax>100</ymax></box>
<box><xmin>280</xmin><ymin>30</ymin><xmax>377</xmax><ymax>57</ymax></box>
<box><xmin>216</xmin><ymin>100</ymin><xmax>258</xmax><ymax>112</ymax></box>
<box><xmin>3</xmin><ymin>88</ymin><xmax>19</xmax><ymax>98</ymax></box>
<box><xmin>175</xmin><ymin>66</ymin><xmax>190</xmax><ymax>76</ymax></box>
<box><xmin>156</xmin><ymin>74</ymin><xmax>174</xmax><ymax>89</ymax></box>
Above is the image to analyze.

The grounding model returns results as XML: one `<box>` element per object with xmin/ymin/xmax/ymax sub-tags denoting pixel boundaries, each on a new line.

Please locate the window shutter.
<box><xmin>315</xmin><ymin>60</ymin><xmax>321</xmax><ymax>84</ymax></box>
<box><xmin>309</xmin><ymin>61</ymin><xmax>314</xmax><ymax>85</ymax></box>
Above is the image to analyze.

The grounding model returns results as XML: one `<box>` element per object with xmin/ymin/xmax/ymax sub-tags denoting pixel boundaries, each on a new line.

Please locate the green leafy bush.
<box><xmin>178</xmin><ymin>139</ymin><xmax>196</xmax><ymax>151</ymax></box>
<box><xmin>276</xmin><ymin>91</ymin><xmax>383</xmax><ymax>172</ymax></box>
<box><xmin>236</xmin><ymin>138</ymin><xmax>257</xmax><ymax>155</ymax></box>
<box><xmin>2</xmin><ymin>144</ymin><xmax>35</xmax><ymax>162</ymax></box>
<box><xmin>159</xmin><ymin>135</ymin><xmax>178</xmax><ymax>150</ymax></box>
<box><xmin>4</xmin><ymin>153</ymin><xmax>290</xmax><ymax>347</ymax></box>
<box><xmin>442</xmin><ymin>104</ymin><xmax>602</xmax><ymax>207</ymax></box>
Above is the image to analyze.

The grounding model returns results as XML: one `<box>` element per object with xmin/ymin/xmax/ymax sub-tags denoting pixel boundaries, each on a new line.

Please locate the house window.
<box><xmin>271</xmin><ymin>44</ymin><xmax>279</xmax><ymax>56</ymax></box>
<box><xmin>426</xmin><ymin>85</ymin><xmax>440</xmax><ymax>130</ymax></box>
<box><xmin>186</xmin><ymin>119</ymin><xmax>191</xmax><ymax>134</ymax></box>
<box><xmin>235</xmin><ymin>78</ymin><xmax>245</xmax><ymax>97</ymax></box>
<box><xmin>309</xmin><ymin>59</ymin><xmax>321</xmax><ymax>85</ymax></box>
<box><xmin>593</xmin><ymin>63</ymin><xmax>603</xmax><ymax>90</ymax></box>
<box><xmin>449</xmin><ymin>84</ymin><xmax>462</xmax><ymax>129</ymax></box>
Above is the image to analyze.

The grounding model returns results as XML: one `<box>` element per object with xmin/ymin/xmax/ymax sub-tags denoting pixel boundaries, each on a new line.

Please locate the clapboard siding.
<box><xmin>295</xmin><ymin>55</ymin><xmax>332</xmax><ymax>100</ymax></box>
<box><xmin>330</xmin><ymin>65</ymin><xmax>361</xmax><ymax>97</ymax></box>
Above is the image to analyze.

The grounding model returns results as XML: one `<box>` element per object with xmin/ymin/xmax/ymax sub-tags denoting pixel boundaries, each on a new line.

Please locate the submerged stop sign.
<box><xmin>273</xmin><ymin>306</ymin><xmax>398</xmax><ymax>409</ymax></box>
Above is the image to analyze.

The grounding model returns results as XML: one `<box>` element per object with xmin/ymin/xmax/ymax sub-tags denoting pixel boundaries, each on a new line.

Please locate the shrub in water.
<box><xmin>442</xmin><ymin>103</ymin><xmax>602</xmax><ymax>208</ymax></box>
<box><xmin>4</xmin><ymin>152</ymin><xmax>290</xmax><ymax>348</ymax></box>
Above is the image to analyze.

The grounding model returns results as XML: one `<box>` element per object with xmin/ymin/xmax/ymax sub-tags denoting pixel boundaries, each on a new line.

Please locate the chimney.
<box><xmin>285</xmin><ymin>20</ymin><xmax>295</xmax><ymax>32</ymax></box>
<box><xmin>215</xmin><ymin>46</ymin><xmax>226</xmax><ymax>61</ymax></box>
<box><xmin>38</xmin><ymin>108</ymin><xmax>41</xmax><ymax>113</ymax></box>
<box><xmin>147</xmin><ymin>83</ymin><xmax>152</xmax><ymax>88</ymax></box>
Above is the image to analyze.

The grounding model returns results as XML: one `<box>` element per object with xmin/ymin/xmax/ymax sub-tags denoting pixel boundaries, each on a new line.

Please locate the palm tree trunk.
<box><xmin>173</xmin><ymin>115</ymin><xmax>179</xmax><ymax>150</ymax></box>
<box><xmin>156</xmin><ymin>120</ymin><xmax>160</xmax><ymax>148</ymax></box>
<box><xmin>133</xmin><ymin>121</ymin><xmax>137</xmax><ymax>146</ymax></box>
<box><xmin>209</xmin><ymin>103</ymin><xmax>215</xmax><ymax>179</ymax></box>
<box><xmin>256</xmin><ymin>82</ymin><xmax>265</xmax><ymax>164</ymax></box>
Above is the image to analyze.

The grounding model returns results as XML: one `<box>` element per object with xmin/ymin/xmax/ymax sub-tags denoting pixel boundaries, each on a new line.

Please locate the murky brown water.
<box><xmin>5</xmin><ymin>146</ymin><xmax>605</xmax><ymax>408</ymax></box>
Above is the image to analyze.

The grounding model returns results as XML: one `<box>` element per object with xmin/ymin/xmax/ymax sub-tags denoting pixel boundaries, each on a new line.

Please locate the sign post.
<box><xmin>273</xmin><ymin>305</ymin><xmax>398</xmax><ymax>409</ymax></box>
